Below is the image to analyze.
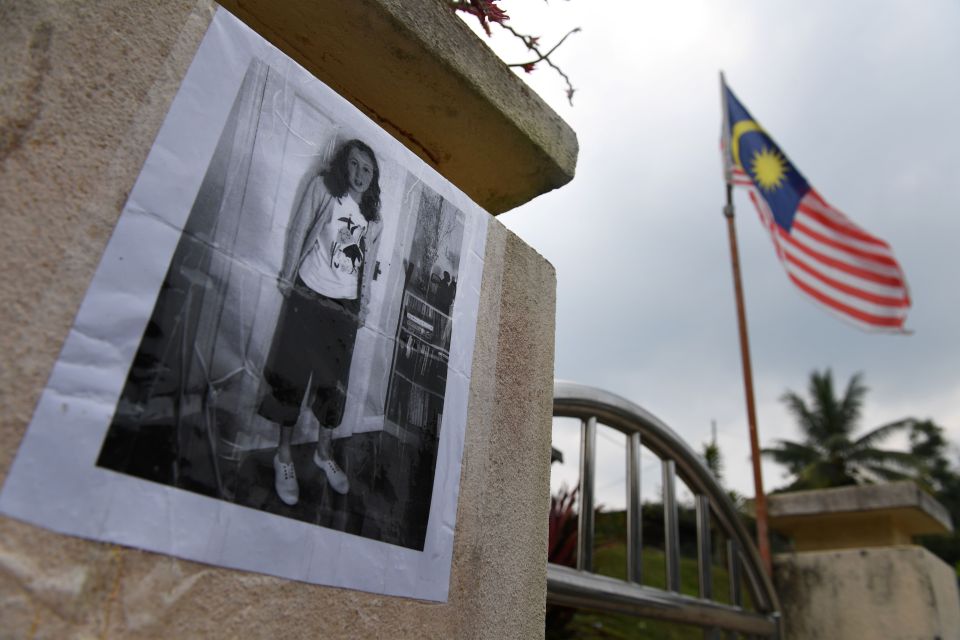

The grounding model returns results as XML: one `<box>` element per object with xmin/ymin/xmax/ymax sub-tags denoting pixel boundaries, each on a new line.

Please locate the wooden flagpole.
<box><xmin>720</xmin><ymin>72</ymin><xmax>772</xmax><ymax>577</ymax></box>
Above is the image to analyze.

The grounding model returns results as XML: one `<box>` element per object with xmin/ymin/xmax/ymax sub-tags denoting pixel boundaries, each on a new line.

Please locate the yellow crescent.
<box><xmin>731</xmin><ymin>120</ymin><xmax>765</xmax><ymax>169</ymax></box>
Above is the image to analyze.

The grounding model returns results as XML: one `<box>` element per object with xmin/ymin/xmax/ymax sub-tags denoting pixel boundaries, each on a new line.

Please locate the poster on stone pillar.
<box><xmin>0</xmin><ymin>9</ymin><xmax>487</xmax><ymax>601</ymax></box>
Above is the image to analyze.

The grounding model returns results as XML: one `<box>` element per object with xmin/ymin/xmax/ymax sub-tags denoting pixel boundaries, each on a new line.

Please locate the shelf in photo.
<box><xmin>397</xmin><ymin>326</ymin><xmax>451</xmax><ymax>357</ymax></box>
<box><xmin>391</xmin><ymin>370</ymin><xmax>445</xmax><ymax>400</ymax></box>
<box><xmin>403</xmin><ymin>290</ymin><xmax>452</xmax><ymax>320</ymax></box>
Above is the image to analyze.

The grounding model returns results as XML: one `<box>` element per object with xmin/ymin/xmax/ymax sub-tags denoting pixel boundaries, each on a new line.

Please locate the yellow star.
<box><xmin>751</xmin><ymin>147</ymin><xmax>788</xmax><ymax>192</ymax></box>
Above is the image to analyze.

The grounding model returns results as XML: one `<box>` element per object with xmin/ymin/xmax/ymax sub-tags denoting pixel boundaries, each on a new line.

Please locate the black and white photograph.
<box><xmin>0</xmin><ymin>10</ymin><xmax>485</xmax><ymax>600</ymax></box>
<box><xmin>96</xmin><ymin>55</ymin><xmax>468</xmax><ymax>550</ymax></box>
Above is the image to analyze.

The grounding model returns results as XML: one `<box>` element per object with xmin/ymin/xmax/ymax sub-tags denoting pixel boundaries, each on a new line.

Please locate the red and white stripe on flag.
<box><xmin>731</xmin><ymin>165</ymin><xmax>911</xmax><ymax>332</ymax></box>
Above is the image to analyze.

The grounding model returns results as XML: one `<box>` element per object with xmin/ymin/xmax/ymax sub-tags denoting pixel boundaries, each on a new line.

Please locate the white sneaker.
<box><xmin>313</xmin><ymin>450</ymin><xmax>350</xmax><ymax>495</ymax></box>
<box><xmin>273</xmin><ymin>454</ymin><xmax>299</xmax><ymax>506</ymax></box>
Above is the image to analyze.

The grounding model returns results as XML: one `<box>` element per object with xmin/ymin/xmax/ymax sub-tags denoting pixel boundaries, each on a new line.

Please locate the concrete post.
<box><xmin>1</xmin><ymin>2</ymin><xmax>572</xmax><ymax>637</ymax></box>
<box><xmin>769</xmin><ymin>483</ymin><xmax>960</xmax><ymax>639</ymax></box>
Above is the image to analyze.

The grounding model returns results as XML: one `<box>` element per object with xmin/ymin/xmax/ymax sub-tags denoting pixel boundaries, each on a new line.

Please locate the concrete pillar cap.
<box><xmin>765</xmin><ymin>481</ymin><xmax>952</xmax><ymax>552</ymax></box>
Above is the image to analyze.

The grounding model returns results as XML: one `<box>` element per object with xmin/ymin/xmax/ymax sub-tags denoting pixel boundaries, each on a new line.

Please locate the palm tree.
<box><xmin>762</xmin><ymin>369</ymin><xmax>920</xmax><ymax>491</ymax></box>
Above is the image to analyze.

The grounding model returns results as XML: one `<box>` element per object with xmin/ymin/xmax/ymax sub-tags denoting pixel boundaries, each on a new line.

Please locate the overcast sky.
<box><xmin>464</xmin><ymin>1</ymin><xmax>960</xmax><ymax>504</ymax></box>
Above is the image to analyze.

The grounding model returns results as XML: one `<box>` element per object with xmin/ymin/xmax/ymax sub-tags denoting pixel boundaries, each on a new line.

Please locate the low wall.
<box><xmin>775</xmin><ymin>546</ymin><xmax>960</xmax><ymax>639</ymax></box>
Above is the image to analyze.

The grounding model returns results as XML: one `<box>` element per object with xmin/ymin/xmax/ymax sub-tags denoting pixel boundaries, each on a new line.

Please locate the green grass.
<box><xmin>547</xmin><ymin>510</ymin><xmax>754</xmax><ymax>639</ymax></box>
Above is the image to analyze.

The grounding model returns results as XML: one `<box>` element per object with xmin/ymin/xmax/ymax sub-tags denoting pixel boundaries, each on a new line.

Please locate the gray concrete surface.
<box><xmin>766</xmin><ymin>481</ymin><xmax>953</xmax><ymax>551</ymax></box>
<box><xmin>767</xmin><ymin>481</ymin><xmax>952</xmax><ymax>532</ymax></box>
<box><xmin>775</xmin><ymin>546</ymin><xmax>960</xmax><ymax>640</ymax></box>
<box><xmin>0</xmin><ymin>2</ymin><xmax>558</xmax><ymax>637</ymax></box>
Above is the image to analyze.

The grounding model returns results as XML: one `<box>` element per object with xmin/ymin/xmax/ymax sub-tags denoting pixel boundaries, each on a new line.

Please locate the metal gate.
<box><xmin>548</xmin><ymin>381</ymin><xmax>781</xmax><ymax>637</ymax></box>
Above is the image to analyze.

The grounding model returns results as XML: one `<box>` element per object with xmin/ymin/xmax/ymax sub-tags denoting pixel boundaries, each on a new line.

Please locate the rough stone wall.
<box><xmin>774</xmin><ymin>546</ymin><xmax>960</xmax><ymax>639</ymax></box>
<box><xmin>0</xmin><ymin>2</ymin><xmax>557</xmax><ymax>637</ymax></box>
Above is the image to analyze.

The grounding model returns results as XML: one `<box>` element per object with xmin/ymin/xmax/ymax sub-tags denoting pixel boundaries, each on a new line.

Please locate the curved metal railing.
<box><xmin>548</xmin><ymin>381</ymin><xmax>781</xmax><ymax>637</ymax></box>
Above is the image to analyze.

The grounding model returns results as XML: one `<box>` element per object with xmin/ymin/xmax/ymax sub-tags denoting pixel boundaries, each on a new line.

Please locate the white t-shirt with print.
<box><xmin>298</xmin><ymin>196</ymin><xmax>368</xmax><ymax>299</ymax></box>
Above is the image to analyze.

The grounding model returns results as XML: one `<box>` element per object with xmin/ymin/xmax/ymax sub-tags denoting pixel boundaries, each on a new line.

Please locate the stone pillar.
<box><xmin>769</xmin><ymin>482</ymin><xmax>960</xmax><ymax>639</ymax></box>
<box><xmin>1</xmin><ymin>1</ymin><xmax>574</xmax><ymax>637</ymax></box>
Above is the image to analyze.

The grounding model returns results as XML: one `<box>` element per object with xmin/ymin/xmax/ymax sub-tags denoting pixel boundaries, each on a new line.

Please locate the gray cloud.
<box><xmin>486</xmin><ymin>1</ymin><xmax>960</xmax><ymax>497</ymax></box>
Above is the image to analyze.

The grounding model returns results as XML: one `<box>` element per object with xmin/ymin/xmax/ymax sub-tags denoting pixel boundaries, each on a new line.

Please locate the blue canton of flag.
<box><xmin>725</xmin><ymin>87</ymin><xmax>810</xmax><ymax>232</ymax></box>
<box><xmin>721</xmin><ymin>79</ymin><xmax>911</xmax><ymax>332</ymax></box>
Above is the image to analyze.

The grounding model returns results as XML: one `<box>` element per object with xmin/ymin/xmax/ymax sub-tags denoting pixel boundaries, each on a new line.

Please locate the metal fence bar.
<box><xmin>547</xmin><ymin>565</ymin><xmax>778</xmax><ymax>636</ymax></box>
<box><xmin>696</xmin><ymin>495</ymin><xmax>713</xmax><ymax>600</ymax></box>
<box><xmin>728</xmin><ymin>539</ymin><xmax>742</xmax><ymax>608</ymax></box>
<box><xmin>627</xmin><ymin>432</ymin><xmax>643</xmax><ymax>584</ymax></box>
<box><xmin>577</xmin><ymin>415</ymin><xmax>597</xmax><ymax>572</ymax></box>
<box><xmin>663</xmin><ymin>459</ymin><xmax>681</xmax><ymax>593</ymax></box>
<box><xmin>697</xmin><ymin>495</ymin><xmax>720</xmax><ymax>640</ymax></box>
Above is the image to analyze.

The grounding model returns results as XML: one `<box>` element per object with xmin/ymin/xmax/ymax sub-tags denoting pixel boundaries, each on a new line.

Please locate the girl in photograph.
<box><xmin>258</xmin><ymin>138</ymin><xmax>382</xmax><ymax>506</ymax></box>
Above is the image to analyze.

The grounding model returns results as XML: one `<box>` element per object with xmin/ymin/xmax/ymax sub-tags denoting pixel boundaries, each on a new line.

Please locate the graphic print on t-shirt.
<box><xmin>332</xmin><ymin>215</ymin><xmax>366</xmax><ymax>274</ymax></box>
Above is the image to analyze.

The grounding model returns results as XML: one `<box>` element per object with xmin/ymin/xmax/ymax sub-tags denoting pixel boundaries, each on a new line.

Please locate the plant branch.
<box><xmin>502</xmin><ymin>25</ymin><xmax>580</xmax><ymax>104</ymax></box>
<box><xmin>504</xmin><ymin>25</ymin><xmax>579</xmax><ymax>67</ymax></box>
<box><xmin>450</xmin><ymin>0</ymin><xmax>580</xmax><ymax>105</ymax></box>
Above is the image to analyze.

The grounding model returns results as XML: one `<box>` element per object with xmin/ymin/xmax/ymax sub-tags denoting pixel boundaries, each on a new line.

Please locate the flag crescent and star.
<box><xmin>721</xmin><ymin>80</ymin><xmax>911</xmax><ymax>332</ymax></box>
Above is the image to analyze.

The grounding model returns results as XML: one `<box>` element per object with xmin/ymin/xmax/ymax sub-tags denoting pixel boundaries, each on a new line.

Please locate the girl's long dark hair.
<box><xmin>322</xmin><ymin>139</ymin><xmax>382</xmax><ymax>222</ymax></box>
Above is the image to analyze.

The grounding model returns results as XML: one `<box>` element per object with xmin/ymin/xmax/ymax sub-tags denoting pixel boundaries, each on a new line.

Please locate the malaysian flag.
<box><xmin>721</xmin><ymin>80</ymin><xmax>911</xmax><ymax>332</ymax></box>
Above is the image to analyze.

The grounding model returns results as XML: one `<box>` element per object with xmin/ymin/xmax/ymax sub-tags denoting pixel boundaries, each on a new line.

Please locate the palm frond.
<box><xmin>779</xmin><ymin>391</ymin><xmax>820</xmax><ymax>439</ymax></box>
<box><xmin>771</xmin><ymin>370</ymin><xmax>925</xmax><ymax>491</ymax></box>
<box><xmin>852</xmin><ymin>417</ymin><xmax>914</xmax><ymax>449</ymax></box>
<box><xmin>762</xmin><ymin>440</ymin><xmax>821</xmax><ymax>474</ymax></box>
<box><xmin>858</xmin><ymin>463</ymin><xmax>915</xmax><ymax>484</ymax></box>
<box><xmin>797</xmin><ymin>460</ymin><xmax>856</xmax><ymax>489</ymax></box>
<box><xmin>821</xmin><ymin>433</ymin><xmax>853</xmax><ymax>456</ymax></box>
<box><xmin>837</xmin><ymin>371</ymin><xmax>867</xmax><ymax>432</ymax></box>
<box><xmin>848</xmin><ymin>447</ymin><xmax>924</xmax><ymax>472</ymax></box>
<box><xmin>810</xmin><ymin>370</ymin><xmax>839</xmax><ymax>429</ymax></box>
<box><xmin>908</xmin><ymin>419</ymin><xmax>948</xmax><ymax>458</ymax></box>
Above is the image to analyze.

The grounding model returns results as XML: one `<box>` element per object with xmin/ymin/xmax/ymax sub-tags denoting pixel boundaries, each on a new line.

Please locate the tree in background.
<box><xmin>762</xmin><ymin>369</ymin><xmax>920</xmax><ymax>491</ymax></box>
<box><xmin>910</xmin><ymin>420</ymin><xmax>960</xmax><ymax>501</ymax></box>
<box><xmin>702</xmin><ymin>440</ymin><xmax>723</xmax><ymax>483</ymax></box>
<box><xmin>701</xmin><ymin>420</ymin><xmax>724</xmax><ymax>482</ymax></box>
<box><xmin>700</xmin><ymin>427</ymin><xmax>748</xmax><ymax>519</ymax></box>
<box><xmin>764</xmin><ymin>371</ymin><xmax>960</xmax><ymax>572</ymax></box>
<box><xmin>909</xmin><ymin>420</ymin><xmax>960</xmax><ymax>573</ymax></box>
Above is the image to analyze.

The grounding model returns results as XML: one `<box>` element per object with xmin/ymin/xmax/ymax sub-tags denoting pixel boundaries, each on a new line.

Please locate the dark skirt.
<box><xmin>258</xmin><ymin>278</ymin><xmax>360</xmax><ymax>428</ymax></box>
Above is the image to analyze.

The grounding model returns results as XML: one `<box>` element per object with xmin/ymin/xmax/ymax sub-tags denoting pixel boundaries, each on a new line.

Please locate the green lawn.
<box><xmin>547</xmin><ymin>509</ymin><xmax>753</xmax><ymax>639</ymax></box>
